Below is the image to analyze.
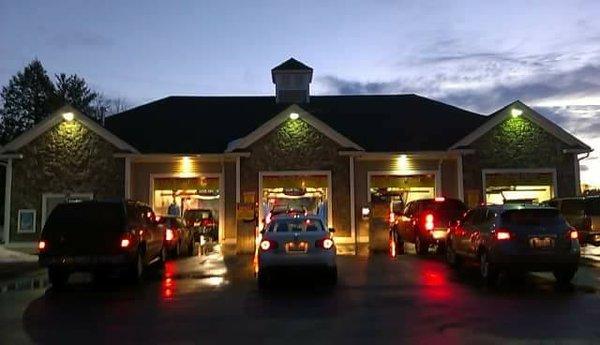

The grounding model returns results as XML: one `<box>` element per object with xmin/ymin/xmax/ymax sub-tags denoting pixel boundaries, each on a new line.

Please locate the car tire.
<box><xmin>188</xmin><ymin>238</ymin><xmax>195</xmax><ymax>256</ymax></box>
<box><xmin>327</xmin><ymin>267</ymin><xmax>338</xmax><ymax>286</ymax></box>
<box><xmin>553</xmin><ymin>267</ymin><xmax>577</xmax><ymax>285</ymax></box>
<box><xmin>415</xmin><ymin>235</ymin><xmax>428</xmax><ymax>256</ymax></box>
<box><xmin>389</xmin><ymin>232</ymin><xmax>404</xmax><ymax>257</ymax></box>
<box><xmin>446</xmin><ymin>243</ymin><xmax>462</xmax><ymax>269</ymax></box>
<box><xmin>479</xmin><ymin>251</ymin><xmax>499</xmax><ymax>286</ymax></box>
<box><xmin>436</xmin><ymin>243</ymin><xmax>447</xmax><ymax>255</ymax></box>
<box><xmin>159</xmin><ymin>246</ymin><xmax>167</xmax><ymax>265</ymax></box>
<box><xmin>48</xmin><ymin>267</ymin><xmax>69</xmax><ymax>289</ymax></box>
<box><xmin>174</xmin><ymin>241</ymin><xmax>181</xmax><ymax>258</ymax></box>
<box><xmin>257</xmin><ymin>269</ymin><xmax>270</xmax><ymax>289</ymax></box>
<box><xmin>127</xmin><ymin>252</ymin><xmax>144</xmax><ymax>282</ymax></box>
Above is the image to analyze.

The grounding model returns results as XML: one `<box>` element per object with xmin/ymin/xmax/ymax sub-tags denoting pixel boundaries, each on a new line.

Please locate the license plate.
<box><xmin>285</xmin><ymin>241</ymin><xmax>308</xmax><ymax>253</ymax></box>
<box><xmin>529</xmin><ymin>236</ymin><xmax>555</xmax><ymax>249</ymax></box>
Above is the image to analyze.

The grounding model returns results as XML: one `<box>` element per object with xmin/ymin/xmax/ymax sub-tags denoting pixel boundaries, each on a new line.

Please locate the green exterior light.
<box><xmin>289</xmin><ymin>112</ymin><xmax>299</xmax><ymax>120</ymax></box>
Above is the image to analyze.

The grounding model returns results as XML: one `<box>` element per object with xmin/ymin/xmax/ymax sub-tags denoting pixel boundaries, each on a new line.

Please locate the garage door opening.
<box><xmin>483</xmin><ymin>171</ymin><xmax>555</xmax><ymax>205</ymax></box>
<box><xmin>259</xmin><ymin>172</ymin><xmax>331</xmax><ymax>230</ymax></box>
<box><xmin>152</xmin><ymin>175</ymin><xmax>222</xmax><ymax>240</ymax></box>
<box><xmin>368</xmin><ymin>173</ymin><xmax>436</xmax><ymax>212</ymax></box>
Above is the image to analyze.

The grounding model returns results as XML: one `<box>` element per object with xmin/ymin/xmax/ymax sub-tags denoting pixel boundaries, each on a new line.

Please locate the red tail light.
<box><xmin>259</xmin><ymin>239</ymin><xmax>277</xmax><ymax>251</ymax></box>
<box><xmin>435</xmin><ymin>197</ymin><xmax>445</xmax><ymax>202</ymax></box>
<box><xmin>166</xmin><ymin>229</ymin><xmax>175</xmax><ymax>241</ymax></box>
<box><xmin>38</xmin><ymin>240</ymin><xmax>47</xmax><ymax>251</ymax></box>
<box><xmin>121</xmin><ymin>232</ymin><xmax>134</xmax><ymax>248</ymax></box>
<box><xmin>425</xmin><ymin>213</ymin><xmax>434</xmax><ymax>231</ymax></box>
<box><xmin>316</xmin><ymin>238</ymin><xmax>334</xmax><ymax>250</ymax></box>
<box><xmin>389</xmin><ymin>212</ymin><xmax>395</xmax><ymax>224</ymax></box>
<box><xmin>568</xmin><ymin>228</ymin><xmax>578</xmax><ymax>240</ymax></box>
<box><xmin>495</xmin><ymin>228</ymin><xmax>512</xmax><ymax>241</ymax></box>
<box><xmin>121</xmin><ymin>238</ymin><xmax>131</xmax><ymax>248</ymax></box>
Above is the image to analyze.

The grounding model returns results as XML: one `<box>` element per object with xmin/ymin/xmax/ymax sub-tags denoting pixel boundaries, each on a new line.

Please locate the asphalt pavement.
<box><xmin>1</xmin><ymin>245</ymin><xmax>600</xmax><ymax>344</ymax></box>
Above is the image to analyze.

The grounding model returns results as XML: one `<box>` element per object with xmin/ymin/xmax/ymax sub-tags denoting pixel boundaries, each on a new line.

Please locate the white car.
<box><xmin>257</xmin><ymin>215</ymin><xmax>337</xmax><ymax>287</ymax></box>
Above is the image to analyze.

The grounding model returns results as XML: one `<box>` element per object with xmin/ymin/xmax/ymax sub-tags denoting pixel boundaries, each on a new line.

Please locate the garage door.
<box><xmin>260</xmin><ymin>173</ymin><xmax>330</xmax><ymax>229</ymax></box>
<box><xmin>369</xmin><ymin>174</ymin><xmax>436</xmax><ymax>212</ymax></box>
<box><xmin>484</xmin><ymin>171</ymin><xmax>555</xmax><ymax>205</ymax></box>
<box><xmin>152</xmin><ymin>176</ymin><xmax>222</xmax><ymax>239</ymax></box>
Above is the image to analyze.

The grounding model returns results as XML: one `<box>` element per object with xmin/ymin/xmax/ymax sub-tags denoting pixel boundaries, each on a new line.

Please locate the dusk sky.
<box><xmin>1</xmin><ymin>0</ymin><xmax>599</xmax><ymax>185</ymax></box>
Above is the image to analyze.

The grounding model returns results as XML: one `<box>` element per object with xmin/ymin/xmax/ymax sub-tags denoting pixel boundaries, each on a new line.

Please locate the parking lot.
<box><xmin>2</xmin><ymin>246</ymin><xmax>600</xmax><ymax>344</ymax></box>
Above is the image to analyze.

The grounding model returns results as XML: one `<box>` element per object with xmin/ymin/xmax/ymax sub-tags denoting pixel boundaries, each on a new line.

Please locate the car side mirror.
<box><xmin>329</xmin><ymin>228</ymin><xmax>335</xmax><ymax>233</ymax></box>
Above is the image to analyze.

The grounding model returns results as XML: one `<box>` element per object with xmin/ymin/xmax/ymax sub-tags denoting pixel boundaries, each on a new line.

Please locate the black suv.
<box><xmin>390</xmin><ymin>197</ymin><xmax>467</xmax><ymax>255</ymax></box>
<box><xmin>543</xmin><ymin>196</ymin><xmax>600</xmax><ymax>246</ymax></box>
<box><xmin>38</xmin><ymin>200</ymin><xmax>166</xmax><ymax>287</ymax></box>
<box><xmin>446</xmin><ymin>205</ymin><xmax>580</xmax><ymax>285</ymax></box>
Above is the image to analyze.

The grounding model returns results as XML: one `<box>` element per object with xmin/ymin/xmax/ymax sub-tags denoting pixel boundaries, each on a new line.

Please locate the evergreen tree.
<box><xmin>0</xmin><ymin>59</ymin><xmax>56</xmax><ymax>143</ymax></box>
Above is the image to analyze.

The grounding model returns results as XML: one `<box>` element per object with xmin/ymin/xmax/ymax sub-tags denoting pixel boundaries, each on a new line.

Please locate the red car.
<box><xmin>389</xmin><ymin>197</ymin><xmax>467</xmax><ymax>256</ymax></box>
<box><xmin>158</xmin><ymin>215</ymin><xmax>195</xmax><ymax>258</ymax></box>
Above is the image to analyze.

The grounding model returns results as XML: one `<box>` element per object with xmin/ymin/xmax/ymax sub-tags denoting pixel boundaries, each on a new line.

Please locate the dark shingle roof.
<box><xmin>272</xmin><ymin>58</ymin><xmax>313</xmax><ymax>71</ymax></box>
<box><xmin>104</xmin><ymin>94</ymin><xmax>487</xmax><ymax>153</ymax></box>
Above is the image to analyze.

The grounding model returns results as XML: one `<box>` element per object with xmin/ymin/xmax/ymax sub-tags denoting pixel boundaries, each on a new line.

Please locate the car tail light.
<box><xmin>389</xmin><ymin>212</ymin><xmax>395</xmax><ymax>224</ymax></box>
<box><xmin>315</xmin><ymin>238</ymin><xmax>334</xmax><ymax>250</ymax></box>
<box><xmin>166</xmin><ymin>229</ymin><xmax>175</xmax><ymax>241</ymax></box>
<box><xmin>38</xmin><ymin>240</ymin><xmax>46</xmax><ymax>251</ymax></box>
<box><xmin>568</xmin><ymin>228</ymin><xmax>578</xmax><ymax>240</ymax></box>
<box><xmin>495</xmin><ymin>228</ymin><xmax>512</xmax><ymax>241</ymax></box>
<box><xmin>121</xmin><ymin>238</ymin><xmax>131</xmax><ymax>248</ymax></box>
<box><xmin>435</xmin><ymin>197</ymin><xmax>445</xmax><ymax>202</ymax></box>
<box><xmin>425</xmin><ymin>213</ymin><xmax>434</xmax><ymax>231</ymax></box>
<box><xmin>259</xmin><ymin>239</ymin><xmax>277</xmax><ymax>251</ymax></box>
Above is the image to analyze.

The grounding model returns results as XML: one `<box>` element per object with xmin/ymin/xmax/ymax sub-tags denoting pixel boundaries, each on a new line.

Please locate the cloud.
<box><xmin>581</xmin><ymin>165</ymin><xmax>589</xmax><ymax>171</ymax></box>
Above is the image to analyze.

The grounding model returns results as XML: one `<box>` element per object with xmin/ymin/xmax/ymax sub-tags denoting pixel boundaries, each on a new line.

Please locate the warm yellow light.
<box><xmin>394</xmin><ymin>154</ymin><xmax>410</xmax><ymax>172</ymax></box>
<box><xmin>179</xmin><ymin>156</ymin><xmax>194</xmax><ymax>175</ymax></box>
<box><xmin>511</xmin><ymin>108</ymin><xmax>523</xmax><ymax>118</ymax></box>
<box><xmin>62</xmin><ymin>112</ymin><xmax>74</xmax><ymax>121</ymax></box>
<box><xmin>289</xmin><ymin>112</ymin><xmax>299</xmax><ymax>120</ymax></box>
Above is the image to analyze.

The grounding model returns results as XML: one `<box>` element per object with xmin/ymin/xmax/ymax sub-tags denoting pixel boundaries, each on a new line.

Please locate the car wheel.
<box><xmin>48</xmin><ymin>267</ymin><xmax>69</xmax><ymax>289</ymax></box>
<box><xmin>479</xmin><ymin>251</ymin><xmax>499</xmax><ymax>286</ymax></box>
<box><xmin>188</xmin><ymin>238</ymin><xmax>195</xmax><ymax>256</ymax></box>
<box><xmin>127</xmin><ymin>252</ymin><xmax>144</xmax><ymax>282</ymax></box>
<box><xmin>446</xmin><ymin>243</ymin><xmax>462</xmax><ymax>269</ymax></box>
<box><xmin>436</xmin><ymin>243</ymin><xmax>446</xmax><ymax>255</ymax></box>
<box><xmin>327</xmin><ymin>267</ymin><xmax>338</xmax><ymax>286</ymax></box>
<box><xmin>553</xmin><ymin>267</ymin><xmax>577</xmax><ymax>285</ymax></box>
<box><xmin>158</xmin><ymin>246</ymin><xmax>167</xmax><ymax>266</ymax></box>
<box><xmin>415</xmin><ymin>236</ymin><xmax>428</xmax><ymax>256</ymax></box>
<box><xmin>175</xmin><ymin>241</ymin><xmax>181</xmax><ymax>258</ymax></box>
<box><xmin>257</xmin><ymin>269</ymin><xmax>270</xmax><ymax>289</ymax></box>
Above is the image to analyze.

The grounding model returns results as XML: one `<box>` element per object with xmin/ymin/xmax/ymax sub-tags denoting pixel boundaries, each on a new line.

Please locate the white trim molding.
<box><xmin>3</xmin><ymin>158</ymin><xmax>13</xmax><ymax>244</ymax></box>
<box><xmin>226</xmin><ymin>104</ymin><xmax>364</xmax><ymax>152</ymax></box>
<box><xmin>258</xmin><ymin>170</ymin><xmax>334</xmax><ymax>229</ymax></box>
<box><xmin>349</xmin><ymin>156</ymin><xmax>356</xmax><ymax>243</ymax></box>
<box><xmin>481</xmin><ymin>168</ymin><xmax>558</xmax><ymax>202</ymax></box>
<box><xmin>451</xmin><ymin>101</ymin><xmax>592</xmax><ymax>152</ymax></box>
<box><xmin>0</xmin><ymin>105</ymin><xmax>139</xmax><ymax>154</ymax></box>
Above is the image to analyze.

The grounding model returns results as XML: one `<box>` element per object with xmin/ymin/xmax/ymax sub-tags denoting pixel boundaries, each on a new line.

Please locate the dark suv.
<box><xmin>543</xmin><ymin>196</ymin><xmax>600</xmax><ymax>246</ymax></box>
<box><xmin>446</xmin><ymin>205</ymin><xmax>580</xmax><ymax>285</ymax></box>
<box><xmin>390</xmin><ymin>197</ymin><xmax>467</xmax><ymax>255</ymax></box>
<box><xmin>38</xmin><ymin>200</ymin><xmax>166</xmax><ymax>287</ymax></box>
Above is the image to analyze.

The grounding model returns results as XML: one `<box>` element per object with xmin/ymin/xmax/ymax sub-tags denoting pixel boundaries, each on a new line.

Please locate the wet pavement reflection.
<box><xmin>1</xmin><ymin>246</ymin><xmax>600</xmax><ymax>343</ymax></box>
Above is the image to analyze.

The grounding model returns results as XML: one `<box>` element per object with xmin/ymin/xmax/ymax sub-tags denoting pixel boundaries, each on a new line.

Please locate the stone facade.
<box><xmin>462</xmin><ymin>114</ymin><xmax>577</xmax><ymax>205</ymax></box>
<box><xmin>10</xmin><ymin>120</ymin><xmax>125</xmax><ymax>242</ymax></box>
<box><xmin>237</xmin><ymin>118</ymin><xmax>351</xmax><ymax>253</ymax></box>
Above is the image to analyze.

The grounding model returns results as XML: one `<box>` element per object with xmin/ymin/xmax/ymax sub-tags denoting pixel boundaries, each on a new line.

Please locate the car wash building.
<box><xmin>0</xmin><ymin>58</ymin><xmax>592</xmax><ymax>254</ymax></box>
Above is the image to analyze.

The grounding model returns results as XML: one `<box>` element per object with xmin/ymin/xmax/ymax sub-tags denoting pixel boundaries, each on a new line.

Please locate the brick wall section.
<box><xmin>237</xmin><ymin>118</ymin><xmax>351</xmax><ymax>253</ymax></box>
<box><xmin>10</xmin><ymin>120</ymin><xmax>125</xmax><ymax>242</ymax></box>
<box><xmin>462</xmin><ymin>115</ymin><xmax>577</xmax><ymax>204</ymax></box>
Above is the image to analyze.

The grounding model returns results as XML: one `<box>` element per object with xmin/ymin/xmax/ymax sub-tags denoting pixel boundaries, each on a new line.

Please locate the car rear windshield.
<box><xmin>586</xmin><ymin>198</ymin><xmax>600</xmax><ymax>216</ymax></box>
<box><xmin>268</xmin><ymin>219</ymin><xmax>325</xmax><ymax>232</ymax></box>
<box><xmin>421</xmin><ymin>200</ymin><xmax>467</xmax><ymax>219</ymax></box>
<box><xmin>501</xmin><ymin>209</ymin><xmax>567</xmax><ymax>227</ymax></box>
<box><xmin>44</xmin><ymin>202</ymin><xmax>125</xmax><ymax>234</ymax></box>
<box><xmin>184</xmin><ymin>210</ymin><xmax>212</xmax><ymax>221</ymax></box>
<box><xmin>158</xmin><ymin>217</ymin><xmax>176</xmax><ymax>227</ymax></box>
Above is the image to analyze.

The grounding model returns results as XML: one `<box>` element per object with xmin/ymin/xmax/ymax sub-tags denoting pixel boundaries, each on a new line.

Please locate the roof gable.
<box><xmin>0</xmin><ymin>105</ymin><xmax>139</xmax><ymax>154</ymax></box>
<box><xmin>450</xmin><ymin>100</ymin><xmax>592</xmax><ymax>152</ymax></box>
<box><xmin>225</xmin><ymin>104</ymin><xmax>364</xmax><ymax>152</ymax></box>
